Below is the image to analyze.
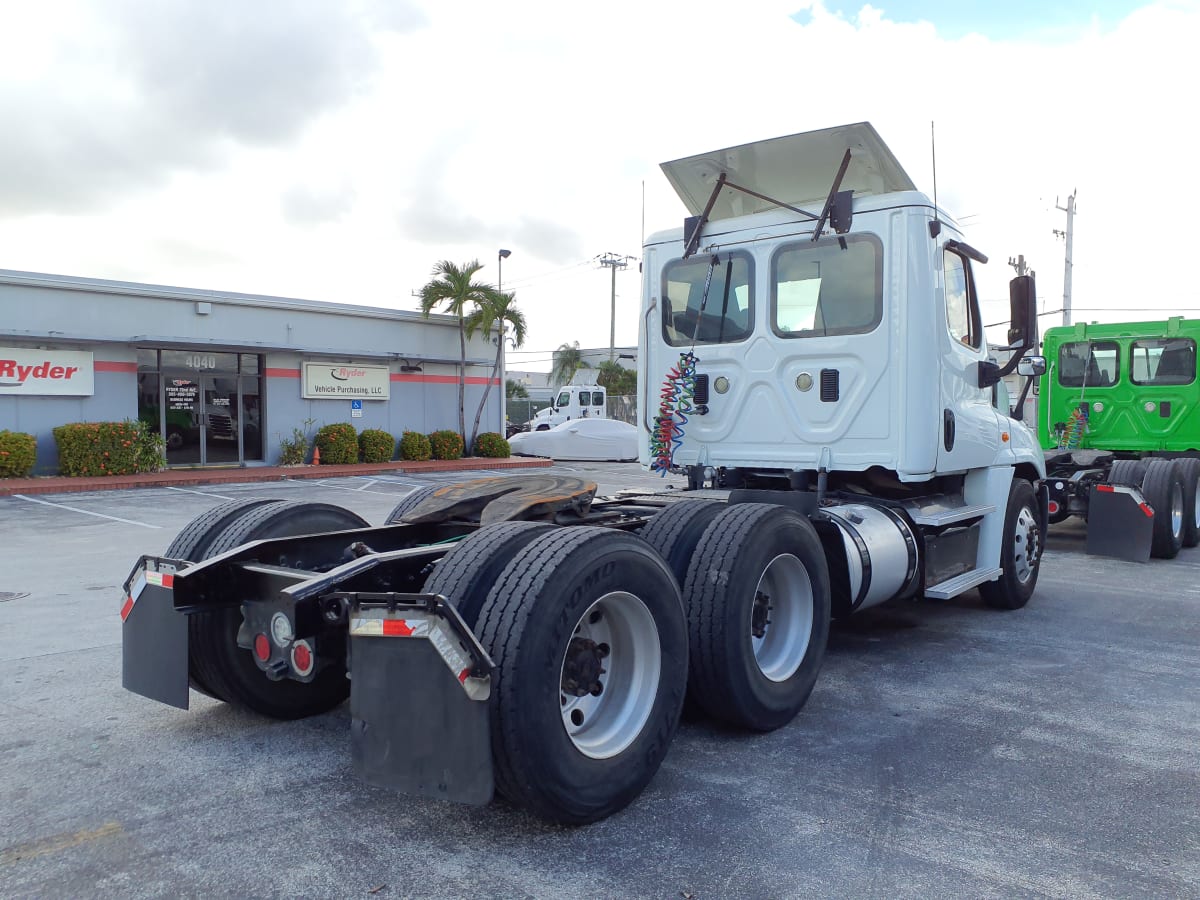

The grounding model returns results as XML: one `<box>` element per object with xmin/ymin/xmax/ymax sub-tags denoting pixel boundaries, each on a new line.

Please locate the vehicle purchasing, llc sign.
<box><xmin>0</xmin><ymin>347</ymin><xmax>94</xmax><ymax>396</ymax></box>
<box><xmin>302</xmin><ymin>362</ymin><xmax>390</xmax><ymax>400</ymax></box>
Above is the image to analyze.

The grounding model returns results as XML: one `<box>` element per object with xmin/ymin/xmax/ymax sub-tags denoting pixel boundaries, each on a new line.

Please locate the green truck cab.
<box><xmin>1038</xmin><ymin>317</ymin><xmax>1200</xmax><ymax>559</ymax></box>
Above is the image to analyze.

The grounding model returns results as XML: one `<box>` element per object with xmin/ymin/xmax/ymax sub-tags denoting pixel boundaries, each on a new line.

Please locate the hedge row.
<box><xmin>302</xmin><ymin>424</ymin><xmax>509</xmax><ymax>464</ymax></box>
<box><xmin>0</xmin><ymin>430</ymin><xmax>37</xmax><ymax>478</ymax></box>
<box><xmin>52</xmin><ymin>421</ymin><xmax>166</xmax><ymax>477</ymax></box>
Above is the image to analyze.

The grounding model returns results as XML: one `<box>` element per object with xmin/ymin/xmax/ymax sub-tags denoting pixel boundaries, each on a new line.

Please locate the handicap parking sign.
<box><xmin>351</xmin><ymin>400</ymin><xmax>363</xmax><ymax>410</ymax></box>
<box><xmin>351</xmin><ymin>399</ymin><xmax>363</xmax><ymax>417</ymax></box>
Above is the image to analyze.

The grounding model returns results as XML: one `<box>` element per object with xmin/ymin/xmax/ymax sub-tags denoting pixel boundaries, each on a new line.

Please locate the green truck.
<box><xmin>1038</xmin><ymin>316</ymin><xmax>1200</xmax><ymax>559</ymax></box>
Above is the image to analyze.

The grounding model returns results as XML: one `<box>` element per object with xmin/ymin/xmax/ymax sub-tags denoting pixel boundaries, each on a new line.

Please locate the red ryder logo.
<box><xmin>0</xmin><ymin>348</ymin><xmax>94</xmax><ymax>396</ymax></box>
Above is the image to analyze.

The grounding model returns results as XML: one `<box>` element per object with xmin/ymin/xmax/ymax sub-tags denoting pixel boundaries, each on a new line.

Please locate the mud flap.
<box><xmin>121</xmin><ymin>557</ymin><xmax>190</xmax><ymax>709</ymax></box>
<box><xmin>1086</xmin><ymin>485</ymin><xmax>1153</xmax><ymax>562</ymax></box>
<box><xmin>349</xmin><ymin>598</ymin><xmax>494</xmax><ymax>806</ymax></box>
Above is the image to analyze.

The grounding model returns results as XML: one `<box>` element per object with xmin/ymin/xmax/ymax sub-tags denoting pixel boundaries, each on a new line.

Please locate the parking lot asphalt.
<box><xmin>1</xmin><ymin>463</ymin><xmax>1198</xmax><ymax>898</ymax></box>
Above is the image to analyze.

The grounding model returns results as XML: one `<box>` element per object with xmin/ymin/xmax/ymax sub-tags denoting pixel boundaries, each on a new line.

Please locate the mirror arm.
<box><xmin>978</xmin><ymin>342</ymin><xmax>1029</xmax><ymax>388</ymax></box>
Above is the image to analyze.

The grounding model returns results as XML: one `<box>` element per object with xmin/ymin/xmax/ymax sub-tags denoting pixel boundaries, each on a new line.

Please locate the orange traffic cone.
<box><xmin>312</xmin><ymin>445</ymin><xmax>321</xmax><ymax>466</ymax></box>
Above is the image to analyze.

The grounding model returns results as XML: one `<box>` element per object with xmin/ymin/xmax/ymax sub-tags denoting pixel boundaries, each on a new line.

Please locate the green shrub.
<box><xmin>473</xmin><ymin>432</ymin><xmax>510</xmax><ymax>458</ymax></box>
<box><xmin>359</xmin><ymin>428</ymin><xmax>394</xmax><ymax>463</ymax></box>
<box><xmin>398</xmin><ymin>430</ymin><xmax>432</xmax><ymax>462</ymax></box>
<box><xmin>278</xmin><ymin>427</ymin><xmax>309</xmax><ymax>465</ymax></box>
<box><xmin>0</xmin><ymin>430</ymin><xmax>37</xmax><ymax>478</ymax></box>
<box><xmin>314</xmin><ymin>423</ymin><xmax>359</xmax><ymax>464</ymax></box>
<box><xmin>52</xmin><ymin>420</ymin><xmax>164</xmax><ymax>477</ymax></box>
<box><xmin>428</xmin><ymin>429</ymin><xmax>464</xmax><ymax>461</ymax></box>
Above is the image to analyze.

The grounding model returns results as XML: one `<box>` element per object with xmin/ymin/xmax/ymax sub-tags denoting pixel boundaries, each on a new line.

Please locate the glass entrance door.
<box><xmin>203</xmin><ymin>378</ymin><xmax>241</xmax><ymax>464</ymax></box>
<box><xmin>163</xmin><ymin>376</ymin><xmax>204</xmax><ymax>465</ymax></box>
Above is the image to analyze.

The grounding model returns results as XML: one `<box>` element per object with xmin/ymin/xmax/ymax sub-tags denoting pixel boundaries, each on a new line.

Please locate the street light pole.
<box><xmin>498</xmin><ymin>248</ymin><xmax>511</xmax><ymax>435</ymax></box>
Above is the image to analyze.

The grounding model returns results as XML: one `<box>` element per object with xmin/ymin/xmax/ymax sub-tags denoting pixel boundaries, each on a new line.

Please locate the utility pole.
<box><xmin>1054</xmin><ymin>191</ymin><xmax>1076</xmax><ymax>328</ymax></box>
<box><xmin>1007</xmin><ymin>254</ymin><xmax>1034</xmax><ymax>279</ymax></box>
<box><xmin>599</xmin><ymin>253</ymin><xmax>632</xmax><ymax>360</ymax></box>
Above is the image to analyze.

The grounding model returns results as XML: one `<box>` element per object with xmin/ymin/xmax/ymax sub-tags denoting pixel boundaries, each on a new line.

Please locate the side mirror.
<box><xmin>1008</xmin><ymin>275</ymin><xmax>1038</xmax><ymax>351</ymax></box>
<box><xmin>1017</xmin><ymin>355</ymin><xmax>1046</xmax><ymax>377</ymax></box>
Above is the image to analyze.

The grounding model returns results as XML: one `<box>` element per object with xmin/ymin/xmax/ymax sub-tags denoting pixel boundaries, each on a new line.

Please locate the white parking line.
<box><xmin>164</xmin><ymin>486</ymin><xmax>236</xmax><ymax>501</ymax></box>
<box><xmin>13</xmin><ymin>494</ymin><xmax>162</xmax><ymax>529</ymax></box>
<box><xmin>298</xmin><ymin>480</ymin><xmax>400</xmax><ymax>496</ymax></box>
<box><xmin>354</xmin><ymin>480</ymin><xmax>378</xmax><ymax>491</ymax></box>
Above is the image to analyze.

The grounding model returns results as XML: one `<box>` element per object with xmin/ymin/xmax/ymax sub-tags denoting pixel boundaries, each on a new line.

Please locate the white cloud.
<box><xmin>0</xmin><ymin>0</ymin><xmax>1196</xmax><ymax>366</ymax></box>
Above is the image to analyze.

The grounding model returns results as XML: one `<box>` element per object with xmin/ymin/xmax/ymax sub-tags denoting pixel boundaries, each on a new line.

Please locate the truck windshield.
<box><xmin>1131</xmin><ymin>338</ymin><xmax>1196</xmax><ymax>386</ymax></box>
<box><xmin>771</xmin><ymin>235</ymin><xmax>882</xmax><ymax>337</ymax></box>
<box><xmin>1058</xmin><ymin>341</ymin><xmax>1118</xmax><ymax>387</ymax></box>
<box><xmin>662</xmin><ymin>252</ymin><xmax>753</xmax><ymax>346</ymax></box>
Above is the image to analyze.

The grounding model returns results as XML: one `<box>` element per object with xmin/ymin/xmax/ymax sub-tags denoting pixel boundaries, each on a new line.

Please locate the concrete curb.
<box><xmin>0</xmin><ymin>456</ymin><xmax>553</xmax><ymax>497</ymax></box>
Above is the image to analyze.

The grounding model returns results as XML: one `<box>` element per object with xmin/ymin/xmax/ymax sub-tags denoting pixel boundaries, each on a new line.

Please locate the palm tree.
<box><xmin>552</xmin><ymin>341</ymin><xmax>591</xmax><ymax>387</ymax></box>
<box><xmin>464</xmin><ymin>289</ymin><xmax>527</xmax><ymax>448</ymax></box>
<box><xmin>418</xmin><ymin>260</ymin><xmax>493</xmax><ymax>442</ymax></box>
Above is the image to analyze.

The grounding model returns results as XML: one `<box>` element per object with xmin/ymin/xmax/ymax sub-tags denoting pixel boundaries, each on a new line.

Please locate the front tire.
<box><xmin>979</xmin><ymin>479</ymin><xmax>1042</xmax><ymax>610</ymax></box>
<box><xmin>683</xmin><ymin>504</ymin><xmax>831</xmax><ymax>732</ymax></box>
<box><xmin>475</xmin><ymin>528</ymin><xmax>688</xmax><ymax>825</ymax></box>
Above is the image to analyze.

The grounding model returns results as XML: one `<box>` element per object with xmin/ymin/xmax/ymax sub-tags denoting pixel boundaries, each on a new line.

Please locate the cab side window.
<box><xmin>944</xmin><ymin>250</ymin><xmax>982</xmax><ymax>350</ymax></box>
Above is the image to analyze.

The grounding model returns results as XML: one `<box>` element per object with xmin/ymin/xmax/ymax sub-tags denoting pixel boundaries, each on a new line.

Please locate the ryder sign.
<box><xmin>302</xmin><ymin>362</ymin><xmax>390</xmax><ymax>400</ymax></box>
<box><xmin>0</xmin><ymin>348</ymin><xmax>95</xmax><ymax>396</ymax></box>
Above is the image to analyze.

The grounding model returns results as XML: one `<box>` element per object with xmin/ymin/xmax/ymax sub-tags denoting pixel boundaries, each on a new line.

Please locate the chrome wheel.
<box><xmin>750</xmin><ymin>553</ymin><xmax>814</xmax><ymax>683</ymax></box>
<box><xmin>559</xmin><ymin>591</ymin><xmax>661</xmax><ymax>760</ymax></box>
<box><xmin>1171</xmin><ymin>482</ymin><xmax>1184</xmax><ymax>539</ymax></box>
<box><xmin>1013</xmin><ymin>504</ymin><xmax>1041</xmax><ymax>584</ymax></box>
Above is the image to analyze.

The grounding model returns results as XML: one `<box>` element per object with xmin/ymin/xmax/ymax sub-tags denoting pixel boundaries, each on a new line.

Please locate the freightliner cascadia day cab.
<box><xmin>120</xmin><ymin>123</ymin><xmax>1046</xmax><ymax>825</ymax></box>
<box><xmin>1036</xmin><ymin>317</ymin><xmax>1200</xmax><ymax>561</ymax></box>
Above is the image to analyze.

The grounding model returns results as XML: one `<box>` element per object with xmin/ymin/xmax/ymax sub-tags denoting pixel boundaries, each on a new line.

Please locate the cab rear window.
<box><xmin>1131</xmin><ymin>338</ymin><xmax>1195</xmax><ymax>386</ymax></box>
<box><xmin>1058</xmin><ymin>341</ymin><xmax>1118</xmax><ymax>387</ymax></box>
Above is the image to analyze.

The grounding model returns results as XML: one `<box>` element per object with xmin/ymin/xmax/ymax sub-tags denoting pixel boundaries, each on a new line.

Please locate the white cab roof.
<box><xmin>660</xmin><ymin>122</ymin><xmax>917</xmax><ymax>221</ymax></box>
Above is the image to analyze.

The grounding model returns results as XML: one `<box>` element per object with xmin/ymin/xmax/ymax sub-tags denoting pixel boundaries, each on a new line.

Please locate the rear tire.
<box><xmin>683</xmin><ymin>504</ymin><xmax>831</xmax><ymax>732</ymax></box>
<box><xmin>1142</xmin><ymin>459</ymin><xmax>1185</xmax><ymax>559</ymax></box>
<box><xmin>1109</xmin><ymin>458</ymin><xmax>1149</xmax><ymax>487</ymax></box>
<box><xmin>165</xmin><ymin>497</ymin><xmax>281</xmax><ymax>700</ymax></box>
<box><xmin>385</xmin><ymin>485</ymin><xmax>441</xmax><ymax>524</ymax></box>
<box><xmin>475</xmin><ymin>528</ymin><xmax>687</xmax><ymax>825</ymax></box>
<box><xmin>421</xmin><ymin>521</ymin><xmax>556</xmax><ymax>626</ymax></box>
<box><xmin>189</xmin><ymin>500</ymin><xmax>368</xmax><ymax>719</ymax></box>
<box><xmin>637</xmin><ymin>499</ymin><xmax>725</xmax><ymax>586</ymax></box>
<box><xmin>979</xmin><ymin>479</ymin><xmax>1042</xmax><ymax>610</ymax></box>
<box><xmin>1174</xmin><ymin>457</ymin><xmax>1200</xmax><ymax>548</ymax></box>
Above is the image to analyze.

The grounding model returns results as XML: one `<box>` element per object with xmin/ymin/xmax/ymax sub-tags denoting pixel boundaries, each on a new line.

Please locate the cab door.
<box><xmin>936</xmin><ymin>246</ymin><xmax>1001</xmax><ymax>472</ymax></box>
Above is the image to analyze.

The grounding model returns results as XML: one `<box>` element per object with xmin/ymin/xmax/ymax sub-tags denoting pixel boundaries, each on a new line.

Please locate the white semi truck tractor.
<box><xmin>120</xmin><ymin>123</ymin><xmax>1046</xmax><ymax>826</ymax></box>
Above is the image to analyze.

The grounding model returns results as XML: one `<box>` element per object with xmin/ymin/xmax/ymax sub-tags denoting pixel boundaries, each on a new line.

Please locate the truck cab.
<box><xmin>529</xmin><ymin>384</ymin><xmax>607</xmax><ymax>430</ymax></box>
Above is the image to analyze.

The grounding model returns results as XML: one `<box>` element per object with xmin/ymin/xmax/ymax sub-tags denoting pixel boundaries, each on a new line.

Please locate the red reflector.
<box><xmin>1140</xmin><ymin>503</ymin><xmax>1154</xmax><ymax>517</ymax></box>
<box><xmin>1047</xmin><ymin>500</ymin><xmax>1059</xmax><ymax>515</ymax></box>
<box><xmin>382</xmin><ymin>619</ymin><xmax>414</xmax><ymax>637</ymax></box>
<box><xmin>1096</xmin><ymin>485</ymin><xmax>1115</xmax><ymax>493</ymax></box>
<box><xmin>292</xmin><ymin>641</ymin><xmax>313</xmax><ymax>675</ymax></box>
<box><xmin>253</xmin><ymin>633</ymin><xmax>271</xmax><ymax>662</ymax></box>
<box><xmin>161</xmin><ymin>573</ymin><xmax>175</xmax><ymax>589</ymax></box>
<box><xmin>458</xmin><ymin>667</ymin><xmax>470</xmax><ymax>683</ymax></box>
<box><xmin>120</xmin><ymin>596</ymin><xmax>134</xmax><ymax>622</ymax></box>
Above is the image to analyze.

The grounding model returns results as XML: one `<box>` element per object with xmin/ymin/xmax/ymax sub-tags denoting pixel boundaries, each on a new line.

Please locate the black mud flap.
<box><xmin>1086</xmin><ymin>485</ymin><xmax>1153</xmax><ymax>562</ymax></box>
<box><xmin>121</xmin><ymin>556</ymin><xmax>190</xmax><ymax>709</ymax></box>
<box><xmin>348</xmin><ymin>597</ymin><xmax>494</xmax><ymax>806</ymax></box>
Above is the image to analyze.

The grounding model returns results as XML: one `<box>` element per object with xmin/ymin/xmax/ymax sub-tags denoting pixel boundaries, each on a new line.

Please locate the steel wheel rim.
<box><xmin>1171</xmin><ymin>482</ymin><xmax>1184</xmax><ymax>538</ymax></box>
<box><xmin>559</xmin><ymin>591</ymin><xmax>661</xmax><ymax>760</ymax></box>
<box><xmin>1193</xmin><ymin>477</ymin><xmax>1200</xmax><ymax>530</ymax></box>
<box><xmin>1013</xmin><ymin>505</ymin><xmax>1040</xmax><ymax>584</ymax></box>
<box><xmin>750</xmin><ymin>553</ymin><xmax>814</xmax><ymax>683</ymax></box>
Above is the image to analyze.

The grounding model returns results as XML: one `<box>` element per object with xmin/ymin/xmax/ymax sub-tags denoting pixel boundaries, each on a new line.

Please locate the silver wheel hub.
<box><xmin>1170</xmin><ymin>482</ymin><xmax>1184</xmax><ymax>538</ymax></box>
<box><xmin>559</xmin><ymin>591</ymin><xmax>661</xmax><ymax>760</ymax></box>
<box><xmin>1013</xmin><ymin>505</ymin><xmax>1040</xmax><ymax>584</ymax></box>
<box><xmin>750</xmin><ymin>553</ymin><xmax>814</xmax><ymax>683</ymax></box>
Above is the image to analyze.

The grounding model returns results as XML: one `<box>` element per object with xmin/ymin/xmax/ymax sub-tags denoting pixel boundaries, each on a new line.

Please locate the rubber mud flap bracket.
<box><xmin>1086</xmin><ymin>484</ymin><xmax>1153</xmax><ymax>562</ymax></box>
<box><xmin>121</xmin><ymin>556</ymin><xmax>190</xmax><ymax>709</ymax></box>
<box><xmin>349</xmin><ymin>598</ymin><xmax>494</xmax><ymax>806</ymax></box>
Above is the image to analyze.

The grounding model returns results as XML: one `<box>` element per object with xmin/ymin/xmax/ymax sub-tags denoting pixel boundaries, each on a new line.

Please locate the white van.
<box><xmin>529</xmin><ymin>384</ymin><xmax>607</xmax><ymax>430</ymax></box>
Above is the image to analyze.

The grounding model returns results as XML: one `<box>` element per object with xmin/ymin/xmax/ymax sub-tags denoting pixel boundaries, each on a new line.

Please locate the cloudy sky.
<box><xmin>1</xmin><ymin>0</ymin><xmax>1195</xmax><ymax>370</ymax></box>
